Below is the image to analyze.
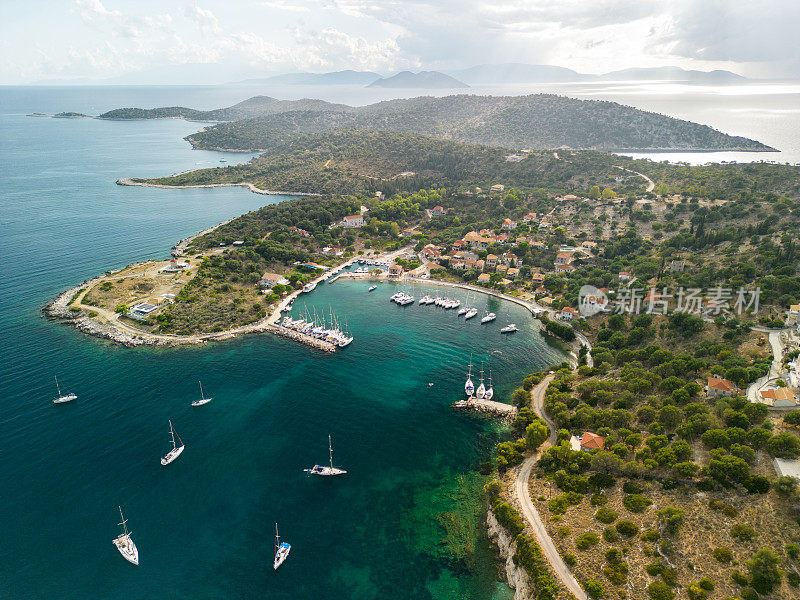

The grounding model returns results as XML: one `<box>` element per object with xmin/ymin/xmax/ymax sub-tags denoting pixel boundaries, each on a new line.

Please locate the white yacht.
<box><xmin>52</xmin><ymin>375</ymin><xmax>77</xmax><ymax>404</ymax></box>
<box><xmin>191</xmin><ymin>381</ymin><xmax>212</xmax><ymax>406</ymax></box>
<box><xmin>464</xmin><ymin>308</ymin><xmax>478</xmax><ymax>320</ymax></box>
<box><xmin>500</xmin><ymin>323</ymin><xmax>519</xmax><ymax>333</ymax></box>
<box><xmin>112</xmin><ymin>506</ymin><xmax>139</xmax><ymax>565</ymax></box>
<box><xmin>369</xmin><ymin>285</ymin><xmax>377</xmax><ymax>292</ymax></box>
<box><xmin>419</xmin><ymin>295</ymin><xmax>434</xmax><ymax>305</ymax></box>
<box><xmin>274</xmin><ymin>523</ymin><xmax>291</xmax><ymax>570</ymax></box>
<box><xmin>304</xmin><ymin>434</ymin><xmax>347</xmax><ymax>476</ymax></box>
<box><xmin>160</xmin><ymin>420</ymin><xmax>185</xmax><ymax>466</ymax></box>
<box><xmin>302</xmin><ymin>282</ymin><xmax>317</xmax><ymax>293</ymax></box>
<box><xmin>475</xmin><ymin>368</ymin><xmax>486</xmax><ymax>399</ymax></box>
<box><xmin>481</xmin><ymin>312</ymin><xmax>497</xmax><ymax>324</ymax></box>
<box><xmin>464</xmin><ymin>358</ymin><xmax>475</xmax><ymax>396</ymax></box>
<box><xmin>484</xmin><ymin>371</ymin><xmax>495</xmax><ymax>401</ymax></box>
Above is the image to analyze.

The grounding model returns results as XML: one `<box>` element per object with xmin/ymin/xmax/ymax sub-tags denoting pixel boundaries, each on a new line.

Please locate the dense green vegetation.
<box><xmin>185</xmin><ymin>94</ymin><xmax>773</xmax><ymax>152</ymax></box>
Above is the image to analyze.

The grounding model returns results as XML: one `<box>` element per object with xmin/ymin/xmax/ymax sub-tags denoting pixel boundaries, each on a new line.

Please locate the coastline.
<box><xmin>116</xmin><ymin>177</ymin><xmax>320</xmax><ymax>196</ymax></box>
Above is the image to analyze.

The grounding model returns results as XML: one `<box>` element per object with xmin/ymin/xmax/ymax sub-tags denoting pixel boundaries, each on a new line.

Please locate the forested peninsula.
<box><xmin>94</xmin><ymin>94</ymin><xmax>773</xmax><ymax>152</ymax></box>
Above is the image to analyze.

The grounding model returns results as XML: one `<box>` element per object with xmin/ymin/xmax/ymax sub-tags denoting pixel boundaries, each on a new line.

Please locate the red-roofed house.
<box><xmin>560</xmin><ymin>307</ymin><xmax>580</xmax><ymax>320</ymax></box>
<box><xmin>432</xmin><ymin>206</ymin><xmax>446</xmax><ymax>216</ymax></box>
<box><xmin>705</xmin><ymin>377</ymin><xmax>741</xmax><ymax>398</ymax></box>
<box><xmin>555</xmin><ymin>264</ymin><xmax>576</xmax><ymax>274</ymax></box>
<box><xmin>522</xmin><ymin>212</ymin><xmax>537</xmax><ymax>223</ymax></box>
<box><xmin>555</xmin><ymin>251</ymin><xmax>575</xmax><ymax>266</ymax></box>
<box><xmin>502</xmin><ymin>218</ymin><xmax>517</xmax><ymax>231</ymax></box>
<box><xmin>580</xmin><ymin>432</ymin><xmax>605</xmax><ymax>452</ymax></box>
<box><xmin>342</xmin><ymin>214</ymin><xmax>364</xmax><ymax>228</ymax></box>
<box><xmin>619</xmin><ymin>271</ymin><xmax>632</xmax><ymax>281</ymax></box>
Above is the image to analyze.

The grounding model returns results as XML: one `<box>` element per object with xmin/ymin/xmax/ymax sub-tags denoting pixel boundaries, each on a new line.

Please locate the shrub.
<box><xmin>584</xmin><ymin>579</ymin><xmax>605</xmax><ymax>599</ymax></box>
<box><xmin>576</xmin><ymin>532</ymin><xmax>600</xmax><ymax>550</ymax></box>
<box><xmin>748</xmin><ymin>548</ymin><xmax>781</xmax><ymax>594</ymax></box>
<box><xmin>623</xmin><ymin>493</ymin><xmax>653</xmax><ymax>513</ymax></box>
<box><xmin>603</xmin><ymin>526</ymin><xmax>619</xmax><ymax>542</ymax></box>
<box><xmin>713</xmin><ymin>547</ymin><xmax>733</xmax><ymax>563</ymax></box>
<box><xmin>558</xmin><ymin>526</ymin><xmax>571</xmax><ymax>538</ymax></box>
<box><xmin>687</xmin><ymin>584</ymin><xmax>707</xmax><ymax>600</ymax></box>
<box><xmin>646</xmin><ymin>562</ymin><xmax>664</xmax><ymax>576</ymax></box>
<box><xmin>698</xmin><ymin>577</ymin><xmax>714</xmax><ymax>591</ymax></box>
<box><xmin>647</xmin><ymin>581</ymin><xmax>675</xmax><ymax>600</ymax></box>
<box><xmin>616</xmin><ymin>520</ymin><xmax>639</xmax><ymax>537</ymax></box>
<box><xmin>595</xmin><ymin>507</ymin><xmax>618</xmax><ymax>524</ymax></box>
<box><xmin>641</xmin><ymin>529</ymin><xmax>661</xmax><ymax>542</ymax></box>
<box><xmin>788</xmin><ymin>571</ymin><xmax>800</xmax><ymax>587</ymax></box>
<box><xmin>787</xmin><ymin>543</ymin><xmax>800</xmax><ymax>560</ymax></box>
<box><xmin>730</xmin><ymin>523</ymin><xmax>757</xmax><ymax>542</ymax></box>
<box><xmin>492</xmin><ymin>501</ymin><xmax>525</xmax><ymax>536</ymax></box>
<box><xmin>623</xmin><ymin>480</ymin><xmax>645</xmax><ymax>494</ymax></box>
<box><xmin>590</xmin><ymin>493</ymin><xmax>608</xmax><ymax>506</ymax></box>
<box><xmin>740</xmin><ymin>588</ymin><xmax>758</xmax><ymax>600</ymax></box>
<box><xmin>731</xmin><ymin>570</ymin><xmax>748</xmax><ymax>586</ymax></box>
<box><xmin>661</xmin><ymin>568</ymin><xmax>678</xmax><ymax>586</ymax></box>
<box><xmin>563</xmin><ymin>552</ymin><xmax>577</xmax><ymax>567</ymax></box>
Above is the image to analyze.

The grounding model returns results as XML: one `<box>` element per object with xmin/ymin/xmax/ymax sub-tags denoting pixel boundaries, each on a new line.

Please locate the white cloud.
<box><xmin>261</xmin><ymin>1</ymin><xmax>311</xmax><ymax>13</ymax></box>
<box><xmin>183</xmin><ymin>4</ymin><xmax>222</xmax><ymax>36</ymax></box>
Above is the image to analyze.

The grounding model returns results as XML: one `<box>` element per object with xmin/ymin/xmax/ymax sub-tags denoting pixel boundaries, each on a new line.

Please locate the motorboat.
<box><xmin>369</xmin><ymin>285</ymin><xmax>377</xmax><ymax>292</ymax></box>
<box><xmin>481</xmin><ymin>312</ymin><xmax>497</xmax><ymax>324</ymax></box>
<box><xmin>464</xmin><ymin>308</ymin><xmax>478</xmax><ymax>320</ymax></box>
<box><xmin>500</xmin><ymin>324</ymin><xmax>519</xmax><ymax>333</ymax></box>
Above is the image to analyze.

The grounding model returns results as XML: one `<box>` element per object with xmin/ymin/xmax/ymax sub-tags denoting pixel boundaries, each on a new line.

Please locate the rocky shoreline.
<box><xmin>486</xmin><ymin>508</ymin><xmax>533</xmax><ymax>600</ymax></box>
<box><xmin>116</xmin><ymin>178</ymin><xmax>320</xmax><ymax>197</ymax></box>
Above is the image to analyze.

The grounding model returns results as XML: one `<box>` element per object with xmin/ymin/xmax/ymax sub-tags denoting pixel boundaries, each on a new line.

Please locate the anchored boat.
<box><xmin>465</xmin><ymin>357</ymin><xmax>475</xmax><ymax>396</ymax></box>
<box><xmin>500</xmin><ymin>323</ymin><xmax>519</xmax><ymax>333</ymax></box>
<box><xmin>274</xmin><ymin>523</ymin><xmax>291</xmax><ymax>570</ymax></box>
<box><xmin>52</xmin><ymin>375</ymin><xmax>77</xmax><ymax>404</ymax></box>
<box><xmin>112</xmin><ymin>506</ymin><xmax>139</xmax><ymax>565</ymax></box>
<box><xmin>304</xmin><ymin>434</ymin><xmax>347</xmax><ymax>476</ymax></box>
<box><xmin>191</xmin><ymin>381</ymin><xmax>212</xmax><ymax>406</ymax></box>
<box><xmin>160</xmin><ymin>420</ymin><xmax>184</xmax><ymax>465</ymax></box>
<box><xmin>481</xmin><ymin>312</ymin><xmax>497</xmax><ymax>324</ymax></box>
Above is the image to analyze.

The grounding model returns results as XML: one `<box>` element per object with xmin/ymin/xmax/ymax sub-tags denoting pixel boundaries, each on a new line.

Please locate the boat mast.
<box><xmin>199</xmin><ymin>381</ymin><xmax>204</xmax><ymax>401</ymax></box>
<box><xmin>329</xmin><ymin>434</ymin><xmax>334</xmax><ymax>469</ymax></box>
<box><xmin>275</xmin><ymin>522</ymin><xmax>279</xmax><ymax>554</ymax></box>
<box><xmin>55</xmin><ymin>375</ymin><xmax>61</xmax><ymax>396</ymax></box>
<box><xmin>168</xmin><ymin>420</ymin><xmax>176</xmax><ymax>450</ymax></box>
<box><xmin>118</xmin><ymin>506</ymin><xmax>129</xmax><ymax>536</ymax></box>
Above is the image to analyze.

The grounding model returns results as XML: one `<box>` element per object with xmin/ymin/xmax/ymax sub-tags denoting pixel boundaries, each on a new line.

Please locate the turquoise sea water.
<box><xmin>0</xmin><ymin>88</ymin><xmax>563</xmax><ymax>599</ymax></box>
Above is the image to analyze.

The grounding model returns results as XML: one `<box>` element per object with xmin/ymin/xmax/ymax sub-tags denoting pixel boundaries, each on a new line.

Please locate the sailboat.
<box><xmin>481</xmin><ymin>311</ymin><xmax>497</xmax><ymax>324</ymax></box>
<box><xmin>304</xmin><ymin>434</ymin><xmax>347</xmax><ymax>476</ymax></box>
<box><xmin>464</xmin><ymin>357</ymin><xmax>475</xmax><ymax>396</ymax></box>
<box><xmin>274</xmin><ymin>523</ymin><xmax>291</xmax><ymax>570</ymax></box>
<box><xmin>484</xmin><ymin>371</ymin><xmax>495</xmax><ymax>401</ymax></box>
<box><xmin>160</xmin><ymin>420</ymin><xmax>185</xmax><ymax>465</ymax></box>
<box><xmin>112</xmin><ymin>506</ymin><xmax>139</xmax><ymax>565</ymax></box>
<box><xmin>52</xmin><ymin>375</ymin><xmax>77</xmax><ymax>404</ymax></box>
<box><xmin>191</xmin><ymin>381</ymin><xmax>212</xmax><ymax>406</ymax></box>
<box><xmin>475</xmin><ymin>366</ymin><xmax>486</xmax><ymax>399</ymax></box>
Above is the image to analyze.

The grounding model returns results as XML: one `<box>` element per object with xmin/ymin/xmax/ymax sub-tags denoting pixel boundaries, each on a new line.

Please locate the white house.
<box><xmin>341</xmin><ymin>215</ymin><xmax>364</xmax><ymax>228</ymax></box>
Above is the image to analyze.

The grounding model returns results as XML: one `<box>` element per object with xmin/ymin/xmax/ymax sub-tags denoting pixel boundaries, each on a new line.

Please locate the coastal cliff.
<box><xmin>486</xmin><ymin>508</ymin><xmax>533</xmax><ymax>600</ymax></box>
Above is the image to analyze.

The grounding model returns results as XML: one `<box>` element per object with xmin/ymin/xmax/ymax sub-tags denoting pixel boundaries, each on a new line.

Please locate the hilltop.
<box><xmin>366</xmin><ymin>70</ymin><xmax>469</xmax><ymax>88</ymax></box>
<box><xmin>97</xmin><ymin>95</ymin><xmax>352</xmax><ymax>122</ymax></box>
<box><xmin>184</xmin><ymin>94</ymin><xmax>774</xmax><ymax>152</ymax></box>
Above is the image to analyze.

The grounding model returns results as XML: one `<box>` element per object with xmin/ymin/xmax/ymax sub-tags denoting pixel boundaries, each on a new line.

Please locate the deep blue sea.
<box><xmin>0</xmin><ymin>87</ymin><xmax>564</xmax><ymax>599</ymax></box>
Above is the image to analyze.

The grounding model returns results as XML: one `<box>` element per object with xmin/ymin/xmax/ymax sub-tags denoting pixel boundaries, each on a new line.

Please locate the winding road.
<box><xmin>614</xmin><ymin>165</ymin><xmax>655</xmax><ymax>193</ymax></box>
<box><xmin>514</xmin><ymin>374</ymin><xmax>588</xmax><ymax>600</ymax></box>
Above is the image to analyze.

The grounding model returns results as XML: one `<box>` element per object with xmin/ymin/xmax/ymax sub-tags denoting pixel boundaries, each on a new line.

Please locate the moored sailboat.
<box><xmin>475</xmin><ymin>367</ymin><xmax>486</xmax><ymax>399</ymax></box>
<box><xmin>160</xmin><ymin>420</ymin><xmax>185</xmax><ymax>465</ymax></box>
<box><xmin>304</xmin><ymin>434</ymin><xmax>347</xmax><ymax>476</ymax></box>
<box><xmin>464</xmin><ymin>357</ymin><xmax>475</xmax><ymax>396</ymax></box>
<box><xmin>191</xmin><ymin>381</ymin><xmax>212</xmax><ymax>406</ymax></box>
<box><xmin>112</xmin><ymin>506</ymin><xmax>139</xmax><ymax>565</ymax></box>
<box><xmin>484</xmin><ymin>371</ymin><xmax>495</xmax><ymax>401</ymax></box>
<box><xmin>274</xmin><ymin>523</ymin><xmax>291</xmax><ymax>570</ymax></box>
<box><xmin>52</xmin><ymin>375</ymin><xmax>77</xmax><ymax>404</ymax></box>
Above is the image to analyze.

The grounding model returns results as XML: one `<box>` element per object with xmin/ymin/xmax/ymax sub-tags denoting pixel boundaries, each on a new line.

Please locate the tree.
<box><xmin>657</xmin><ymin>506</ymin><xmax>685</xmax><ymax>535</ymax></box>
<box><xmin>526</xmin><ymin>421</ymin><xmax>549</xmax><ymax>451</ymax></box>
<box><xmin>588</xmin><ymin>185</ymin><xmax>601</xmax><ymax>199</ymax></box>
<box><xmin>602</xmin><ymin>188</ymin><xmax>618</xmax><ymax>199</ymax></box>
<box><xmin>584</xmin><ymin>579</ymin><xmax>604</xmax><ymax>599</ymax></box>
<box><xmin>647</xmin><ymin>581</ymin><xmax>675</xmax><ymax>600</ymax></box>
<box><xmin>658</xmin><ymin>405</ymin><xmax>684</xmax><ymax>431</ymax></box>
<box><xmin>747</xmin><ymin>548</ymin><xmax>781</xmax><ymax>594</ymax></box>
<box><xmin>114</xmin><ymin>304</ymin><xmax>130</xmax><ymax>314</ymax></box>
<box><xmin>767</xmin><ymin>432</ymin><xmax>800</xmax><ymax>458</ymax></box>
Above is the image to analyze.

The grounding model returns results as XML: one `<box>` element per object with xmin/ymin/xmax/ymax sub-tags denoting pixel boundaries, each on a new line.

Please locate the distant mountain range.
<box><xmin>236</xmin><ymin>70</ymin><xmax>381</xmax><ymax>86</ymax></box>
<box><xmin>367</xmin><ymin>71</ymin><xmax>469</xmax><ymax>89</ymax></box>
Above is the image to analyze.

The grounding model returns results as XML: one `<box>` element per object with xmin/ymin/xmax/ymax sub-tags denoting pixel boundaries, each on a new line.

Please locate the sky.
<box><xmin>0</xmin><ymin>0</ymin><xmax>798</xmax><ymax>84</ymax></box>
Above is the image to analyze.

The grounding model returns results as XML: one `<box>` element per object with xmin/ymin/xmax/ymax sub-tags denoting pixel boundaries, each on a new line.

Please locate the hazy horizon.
<box><xmin>1</xmin><ymin>1</ymin><xmax>798</xmax><ymax>86</ymax></box>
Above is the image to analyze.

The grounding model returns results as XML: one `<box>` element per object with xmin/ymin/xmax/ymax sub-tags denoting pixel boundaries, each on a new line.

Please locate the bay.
<box><xmin>0</xmin><ymin>88</ymin><xmax>563</xmax><ymax>599</ymax></box>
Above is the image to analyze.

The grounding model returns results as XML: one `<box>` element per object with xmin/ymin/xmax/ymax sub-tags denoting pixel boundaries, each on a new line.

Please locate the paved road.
<box><xmin>747</xmin><ymin>329</ymin><xmax>787</xmax><ymax>401</ymax></box>
<box><xmin>514</xmin><ymin>374</ymin><xmax>588</xmax><ymax>600</ymax></box>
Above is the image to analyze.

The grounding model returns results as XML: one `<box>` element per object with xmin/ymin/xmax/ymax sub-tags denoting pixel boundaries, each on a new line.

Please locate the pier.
<box><xmin>268</xmin><ymin>324</ymin><xmax>337</xmax><ymax>352</ymax></box>
<box><xmin>453</xmin><ymin>397</ymin><xmax>518</xmax><ymax>421</ymax></box>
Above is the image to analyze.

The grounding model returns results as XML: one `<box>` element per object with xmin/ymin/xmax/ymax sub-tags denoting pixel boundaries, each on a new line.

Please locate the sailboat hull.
<box><xmin>304</xmin><ymin>465</ymin><xmax>347</xmax><ymax>476</ymax></box>
<box><xmin>191</xmin><ymin>398</ymin><xmax>212</xmax><ymax>406</ymax></box>
<box><xmin>274</xmin><ymin>543</ymin><xmax>291</xmax><ymax>569</ymax></box>
<box><xmin>161</xmin><ymin>445</ymin><xmax>185</xmax><ymax>465</ymax></box>
<box><xmin>53</xmin><ymin>394</ymin><xmax>77</xmax><ymax>404</ymax></box>
<box><xmin>113</xmin><ymin>535</ymin><xmax>139</xmax><ymax>565</ymax></box>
